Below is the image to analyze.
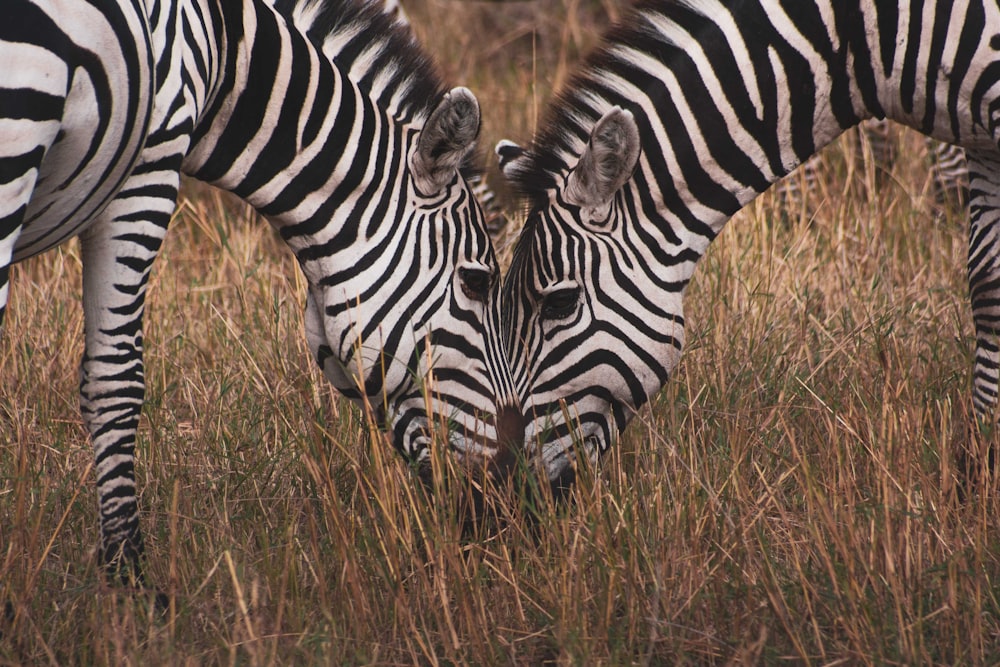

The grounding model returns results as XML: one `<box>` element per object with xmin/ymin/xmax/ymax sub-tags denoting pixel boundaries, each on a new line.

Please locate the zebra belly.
<box><xmin>8</xmin><ymin>0</ymin><xmax>154</xmax><ymax>263</ymax></box>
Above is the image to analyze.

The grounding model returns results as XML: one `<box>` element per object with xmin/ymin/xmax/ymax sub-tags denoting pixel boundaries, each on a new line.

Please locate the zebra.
<box><xmin>1</xmin><ymin>0</ymin><xmax>523</xmax><ymax>586</ymax></box>
<box><xmin>496</xmin><ymin>0</ymin><xmax>1000</xmax><ymax>491</ymax></box>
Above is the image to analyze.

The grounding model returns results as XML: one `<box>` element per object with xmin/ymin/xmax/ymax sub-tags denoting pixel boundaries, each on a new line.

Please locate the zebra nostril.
<box><xmin>371</xmin><ymin>404</ymin><xmax>388</xmax><ymax>430</ymax></box>
<box><xmin>498</xmin><ymin>404</ymin><xmax>526</xmax><ymax>448</ymax></box>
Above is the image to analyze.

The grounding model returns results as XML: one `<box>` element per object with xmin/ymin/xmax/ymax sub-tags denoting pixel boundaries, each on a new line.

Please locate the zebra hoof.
<box><xmin>98</xmin><ymin>548</ymin><xmax>170</xmax><ymax>616</ymax></box>
<box><xmin>150</xmin><ymin>590</ymin><xmax>171</xmax><ymax>617</ymax></box>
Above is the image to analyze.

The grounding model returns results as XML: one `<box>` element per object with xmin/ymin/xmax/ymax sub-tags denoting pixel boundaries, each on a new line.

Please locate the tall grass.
<box><xmin>3</xmin><ymin>1</ymin><xmax>1000</xmax><ymax>663</ymax></box>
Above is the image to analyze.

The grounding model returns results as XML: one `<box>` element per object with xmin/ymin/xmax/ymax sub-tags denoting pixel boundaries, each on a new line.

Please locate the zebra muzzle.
<box><xmin>485</xmin><ymin>404</ymin><xmax>527</xmax><ymax>481</ymax></box>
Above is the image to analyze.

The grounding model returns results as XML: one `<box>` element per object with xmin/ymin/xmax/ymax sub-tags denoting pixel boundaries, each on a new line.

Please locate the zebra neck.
<box><xmin>533</xmin><ymin>0</ymin><xmax>992</xmax><ymax>242</ymax></box>
<box><xmin>606</xmin><ymin>2</ymin><xmax>891</xmax><ymax>234</ymax></box>
<box><xmin>182</xmin><ymin>0</ymin><xmax>403</xmax><ymax>239</ymax></box>
<box><xmin>522</xmin><ymin>1</ymin><xmax>998</xmax><ymax>238</ymax></box>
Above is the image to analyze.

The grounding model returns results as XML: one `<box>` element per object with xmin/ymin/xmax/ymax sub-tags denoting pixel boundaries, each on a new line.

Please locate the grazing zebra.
<box><xmin>1</xmin><ymin>0</ymin><xmax>522</xmax><ymax>585</ymax></box>
<box><xmin>497</xmin><ymin>0</ymin><xmax>1000</xmax><ymax>490</ymax></box>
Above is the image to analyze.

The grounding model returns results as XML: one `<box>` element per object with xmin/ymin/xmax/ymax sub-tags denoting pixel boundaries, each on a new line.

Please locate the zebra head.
<box><xmin>301</xmin><ymin>87</ymin><xmax>525</xmax><ymax>481</ymax></box>
<box><xmin>498</xmin><ymin>108</ymin><xmax>685</xmax><ymax>492</ymax></box>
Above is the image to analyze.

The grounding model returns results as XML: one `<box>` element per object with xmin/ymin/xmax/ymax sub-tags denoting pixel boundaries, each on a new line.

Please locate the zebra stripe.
<box><xmin>929</xmin><ymin>139</ymin><xmax>969</xmax><ymax>205</ymax></box>
<box><xmin>3</xmin><ymin>0</ymin><xmax>521</xmax><ymax>585</ymax></box>
<box><xmin>498</xmin><ymin>0</ymin><xmax>1000</xmax><ymax>490</ymax></box>
<box><xmin>291</xmin><ymin>0</ymin><xmax>509</xmax><ymax>238</ymax></box>
<box><xmin>1</xmin><ymin>0</ymin><xmax>154</xmax><ymax>267</ymax></box>
<box><xmin>356</xmin><ymin>0</ymin><xmax>509</xmax><ymax>236</ymax></box>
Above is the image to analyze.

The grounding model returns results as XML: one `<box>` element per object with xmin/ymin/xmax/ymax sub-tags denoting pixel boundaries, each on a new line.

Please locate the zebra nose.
<box><xmin>488</xmin><ymin>404</ymin><xmax>526</xmax><ymax>480</ymax></box>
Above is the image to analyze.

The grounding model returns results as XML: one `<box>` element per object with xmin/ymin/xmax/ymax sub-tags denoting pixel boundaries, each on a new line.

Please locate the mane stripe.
<box><xmin>506</xmin><ymin>0</ymin><xmax>713</xmax><ymax>205</ymax></box>
<box><xmin>271</xmin><ymin>0</ymin><xmax>446</xmax><ymax>121</ymax></box>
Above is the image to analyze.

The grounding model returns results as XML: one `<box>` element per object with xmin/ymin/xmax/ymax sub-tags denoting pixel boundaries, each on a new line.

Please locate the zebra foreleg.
<box><xmin>0</xmin><ymin>185</ymin><xmax>28</xmax><ymax>331</ymax></box>
<box><xmin>929</xmin><ymin>141</ymin><xmax>969</xmax><ymax>208</ymax></box>
<box><xmin>964</xmin><ymin>149</ymin><xmax>1000</xmax><ymax>490</ymax></box>
<box><xmin>78</xmin><ymin>176</ymin><xmax>176</xmax><ymax>588</ymax></box>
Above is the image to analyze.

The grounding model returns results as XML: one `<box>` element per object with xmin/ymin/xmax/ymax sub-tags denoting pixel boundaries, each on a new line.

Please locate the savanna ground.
<box><xmin>3</xmin><ymin>0</ymin><xmax>1000</xmax><ymax>663</ymax></box>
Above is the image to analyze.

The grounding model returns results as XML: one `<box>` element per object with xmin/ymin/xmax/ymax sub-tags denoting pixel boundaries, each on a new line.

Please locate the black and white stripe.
<box><xmin>929</xmin><ymin>139</ymin><xmax>969</xmax><ymax>205</ymax></box>
<box><xmin>2</xmin><ymin>0</ymin><xmax>521</xmax><ymax>584</ymax></box>
<box><xmin>353</xmin><ymin>0</ymin><xmax>510</xmax><ymax>235</ymax></box>
<box><xmin>498</xmin><ymin>0</ymin><xmax>1000</xmax><ymax>489</ymax></box>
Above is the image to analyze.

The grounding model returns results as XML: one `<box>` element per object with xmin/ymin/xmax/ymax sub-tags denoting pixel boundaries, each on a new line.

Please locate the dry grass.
<box><xmin>3</xmin><ymin>1</ymin><xmax>1000</xmax><ymax>664</ymax></box>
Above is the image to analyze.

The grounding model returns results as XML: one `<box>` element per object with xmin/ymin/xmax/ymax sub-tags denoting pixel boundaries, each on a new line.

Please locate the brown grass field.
<box><xmin>3</xmin><ymin>0</ymin><xmax>1000</xmax><ymax>663</ymax></box>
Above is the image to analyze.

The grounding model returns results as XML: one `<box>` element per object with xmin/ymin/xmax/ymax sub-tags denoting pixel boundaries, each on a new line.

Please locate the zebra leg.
<box><xmin>78</xmin><ymin>171</ymin><xmax>178</xmax><ymax>585</ymax></box>
<box><xmin>928</xmin><ymin>140</ymin><xmax>969</xmax><ymax>208</ymax></box>
<box><xmin>964</xmin><ymin>149</ymin><xmax>1000</xmax><ymax>488</ymax></box>
<box><xmin>773</xmin><ymin>156</ymin><xmax>818</xmax><ymax>224</ymax></box>
<box><xmin>0</xmin><ymin>211</ymin><xmax>24</xmax><ymax>333</ymax></box>
<box><xmin>856</xmin><ymin>118</ymin><xmax>895</xmax><ymax>190</ymax></box>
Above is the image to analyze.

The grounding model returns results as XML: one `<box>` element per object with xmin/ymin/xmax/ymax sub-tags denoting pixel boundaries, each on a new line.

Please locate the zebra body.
<box><xmin>499</xmin><ymin>0</ymin><xmax>1000</xmax><ymax>488</ymax></box>
<box><xmin>2</xmin><ymin>0</ymin><xmax>153</xmax><ymax>265</ymax></box>
<box><xmin>3</xmin><ymin>0</ymin><xmax>521</xmax><ymax>583</ymax></box>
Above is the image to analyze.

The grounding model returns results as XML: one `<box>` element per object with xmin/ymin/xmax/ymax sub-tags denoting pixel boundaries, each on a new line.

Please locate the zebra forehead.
<box><xmin>508</xmin><ymin>205</ymin><xmax>575</xmax><ymax>273</ymax></box>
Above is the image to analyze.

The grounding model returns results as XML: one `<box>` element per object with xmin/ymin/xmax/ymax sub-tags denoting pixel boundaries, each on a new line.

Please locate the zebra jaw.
<box><xmin>525</xmin><ymin>413</ymin><xmax>607</xmax><ymax>487</ymax></box>
<box><xmin>304</xmin><ymin>288</ymin><xmax>525</xmax><ymax>472</ymax></box>
<box><xmin>404</xmin><ymin>405</ymin><xmax>526</xmax><ymax>478</ymax></box>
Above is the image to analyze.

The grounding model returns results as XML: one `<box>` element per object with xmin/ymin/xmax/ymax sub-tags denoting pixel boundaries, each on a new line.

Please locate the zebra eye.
<box><xmin>541</xmin><ymin>288</ymin><xmax>580</xmax><ymax>320</ymax></box>
<box><xmin>459</xmin><ymin>267</ymin><xmax>493</xmax><ymax>302</ymax></box>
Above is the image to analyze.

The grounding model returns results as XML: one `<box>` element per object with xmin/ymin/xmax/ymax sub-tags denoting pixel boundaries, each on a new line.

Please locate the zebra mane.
<box><xmin>272</xmin><ymin>0</ymin><xmax>447</xmax><ymax>123</ymax></box>
<box><xmin>505</xmin><ymin>0</ymin><xmax>704</xmax><ymax>206</ymax></box>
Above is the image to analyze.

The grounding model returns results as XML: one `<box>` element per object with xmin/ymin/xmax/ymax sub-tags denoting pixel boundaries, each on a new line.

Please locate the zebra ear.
<box><xmin>411</xmin><ymin>87</ymin><xmax>481</xmax><ymax>195</ymax></box>
<box><xmin>565</xmin><ymin>107</ymin><xmax>640</xmax><ymax>212</ymax></box>
<box><xmin>495</xmin><ymin>140</ymin><xmax>527</xmax><ymax>178</ymax></box>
